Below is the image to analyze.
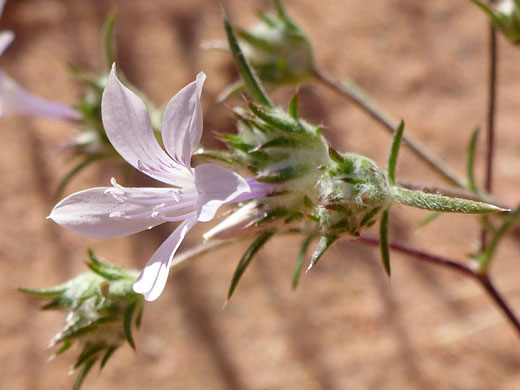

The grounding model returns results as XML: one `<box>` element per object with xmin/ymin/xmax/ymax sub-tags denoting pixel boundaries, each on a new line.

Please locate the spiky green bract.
<box><xmin>470</xmin><ymin>0</ymin><xmax>520</xmax><ymax>45</ymax></box>
<box><xmin>20</xmin><ymin>251</ymin><xmax>143</xmax><ymax>390</ymax></box>
<box><xmin>316</xmin><ymin>153</ymin><xmax>391</xmax><ymax>237</ymax></box>
<box><xmin>228</xmin><ymin>0</ymin><xmax>313</xmax><ymax>91</ymax></box>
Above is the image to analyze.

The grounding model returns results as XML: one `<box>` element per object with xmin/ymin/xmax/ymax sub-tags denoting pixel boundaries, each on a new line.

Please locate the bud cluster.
<box><xmin>20</xmin><ymin>252</ymin><xmax>143</xmax><ymax>389</ymax></box>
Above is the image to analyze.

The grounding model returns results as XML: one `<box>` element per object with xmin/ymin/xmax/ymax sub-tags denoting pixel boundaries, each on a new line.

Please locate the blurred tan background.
<box><xmin>2</xmin><ymin>0</ymin><xmax>520</xmax><ymax>389</ymax></box>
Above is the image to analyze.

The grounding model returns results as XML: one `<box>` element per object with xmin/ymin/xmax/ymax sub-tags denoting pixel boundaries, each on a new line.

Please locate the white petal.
<box><xmin>0</xmin><ymin>30</ymin><xmax>14</xmax><ymax>56</ymax></box>
<box><xmin>102</xmin><ymin>65</ymin><xmax>192</xmax><ymax>185</ymax></box>
<box><xmin>48</xmin><ymin>187</ymin><xmax>178</xmax><ymax>238</ymax></box>
<box><xmin>0</xmin><ymin>0</ymin><xmax>6</xmax><ymax>21</ymax></box>
<box><xmin>194</xmin><ymin>164</ymin><xmax>250</xmax><ymax>222</ymax></box>
<box><xmin>0</xmin><ymin>70</ymin><xmax>79</xmax><ymax>120</ymax></box>
<box><xmin>162</xmin><ymin>72</ymin><xmax>206</xmax><ymax>166</ymax></box>
<box><xmin>133</xmin><ymin>215</ymin><xmax>197</xmax><ymax>301</ymax></box>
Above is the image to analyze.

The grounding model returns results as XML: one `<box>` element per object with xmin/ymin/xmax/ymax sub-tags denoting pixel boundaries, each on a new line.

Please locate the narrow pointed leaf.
<box><xmin>55</xmin><ymin>341</ymin><xmax>73</xmax><ymax>356</ymax></box>
<box><xmin>75</xmin><ymin>344</ymin><xmax>104</xmax><ymax>369</ymax></box>
<box><xmin>292</xmin><ymin>235</ymin><xmax>314</xmax><ymax>289</ymax></box>
<box><xmin>216</xmin><ymin>80</ymin><xmax>245</xmax><ymax>103</ymax></box>
<box><xmin>256</xmin><ymin>165</ymin><xmax>308</xmax><ymax>183</ymax></box>
<box><xmin>379</xmin><ymin>208</ymin><xmax>391</xmax><ymax>276</ymax></box>
<box><xmin>135</xmin><ymin>305</ymin><xmax>144</xmax><ymax>329</ymax></box>
<box><xmin>124</xmin><ymin>302</ymin><xmax>137</xmax><ymax>349</ymax></box>
<box><xmin>228</xmin><ymin>232</ymin><xmax>274</xmax><ymax>299</ymax></box>
<box><xmin>100</xmin><ymin>346</ymin><xmax>118</xmax><ymax>370</ymax></box>
<box><xmin>391</xmin><ymin>186</ymin><xmax>506</xmax><ymax>214</ymax></box>
<box><xmin>306</xmin><ymin>234</ymin><xmax>338</xmax><ymax>272</ymax></box>
<box><xmin>19</xmin><ymin>286</ymin><xmax>67</xmax><ymax>299</ymax></box>
<box><xmin>54</xmin><ymin>154</ymin><xmax>103</xmax><ymax>200</ymax></box>
<box><xmin>102</xmin><ymin>12</ymin><xmax>116</xmax><ymax>70</ymax></box>
<box><xmin>248</xmin><ymin>102</ymin><xmax>303</xmax><ymax>133</ymax></box>
<box><xmin>387</xmin><ymin>120</ymin><xmax>405</xmax><ymax>185</ymax></box>
<box><xmin>223</xmin><ymin>14</ymin><xmax>272</xmax><ymax>106</ymax></box>
<box><xmin>466</xmin><ymin>127</ymin><xmax>480</xmax><ymax>193</ymax></box>
<box><xmin>73</xmin><ymin>357</ymin><xmax>98</xmax><ymax>390</ymax></box>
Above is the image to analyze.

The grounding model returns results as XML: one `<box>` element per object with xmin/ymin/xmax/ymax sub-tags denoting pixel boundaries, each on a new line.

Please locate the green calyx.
<box><xmin>20</xmin><ymin>251</ymin><xmax>143</xmax><ymax>390</ymax></box>
<box><xmin>316</xmin><ymin>152</ymin><xmax>391</xmax><ymax>236</ymax></box>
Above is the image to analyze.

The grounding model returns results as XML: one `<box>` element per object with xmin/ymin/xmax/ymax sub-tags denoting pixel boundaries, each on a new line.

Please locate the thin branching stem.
<box><xmin>481</xmin><ymin>21</ymin><xmax>498</xmax><ymax>251</ymax></box>
<box><xmin>312</xmin><ymin>68</ymin><xmax>466</xmax><ymax>188</ymax></box>
<box><xmin>357</xmin><ymin>236</ymin><xmax>520</xmax><ymax>338</ymax></box>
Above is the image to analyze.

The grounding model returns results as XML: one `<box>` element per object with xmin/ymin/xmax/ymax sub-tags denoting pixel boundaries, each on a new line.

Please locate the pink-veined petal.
<box><xmin>194</xmin><ymin>163</ymin><xmax>250</xmax><ymax>222</ymax></box>
<box><xmin>0</xmin><ymin>70</ymin><xmax>80</xmax><ymax>120</ymax></box>
<box><xmin>102</xmin><ymin>65</ymin><xmax>192</xmax><ymax>185</ymax></box>
<box><xmin>48</xmin><ymin>187</ymin><xmax>183</xmax><ymax>238</ymax></box>
<box><xmin>133</xmin><ymin>215</ymin><xmax>197</xmax><ymax>301</ymax></box>
<box><xmin>0</xmin><ymin>30</ymin><xmax>14</xmax><ymax>56</ymax></box>
<box><xmin>161</xmin><ymin>72</ymin><xmax>205</xmax><ymax>166</ymax></box>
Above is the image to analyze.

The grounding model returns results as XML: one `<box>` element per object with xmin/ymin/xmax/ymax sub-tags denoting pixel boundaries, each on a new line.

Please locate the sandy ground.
<box><xmin>2</xmin><ymin>0</ymin><xmax>520</xmax><ymax>389</ymax></box>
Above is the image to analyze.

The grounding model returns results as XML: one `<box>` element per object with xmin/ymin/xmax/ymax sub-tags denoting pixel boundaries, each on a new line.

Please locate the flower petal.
<box><xmin>194</xmin><ymin>163</ymin><xmax>250</xmax><ymax>222</ymax></box>
<box><xmin>48</xmin><ymin>187</ymin><xmax>177</xmax><ymax>238</ymax></box>
<box><xmin>0</xmin><ymin>30</ymin><xmax>14</xmax><ymax>56</ymax></box>
<box><xmin>133</xmin><ymin>215</ymin><xmax>197</xmax><ymax>301</ymax></box>
<box><xmin>161</xmin><ymin>72</ymin><xmax>206</xmax><ymax>166</ymax></box>
<box><xmin>102</xmin><ymin>65</ymin><xmax>191</xmax><ymax>185</ymax></box>
<box><xmin>0</xmin><ymin>70</ymin><xmax>80</xmax><ymax>120</ymax></box>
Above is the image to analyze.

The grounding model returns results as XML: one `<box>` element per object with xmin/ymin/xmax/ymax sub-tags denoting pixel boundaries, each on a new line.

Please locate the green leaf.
<box><xmin>306</xmin><ymin>234</ymin><xmax>338</xmax><ymax>271</ymax></box>
<box><xmin>387</xmin><ymin>120</ymin><xmax>405</xmax><ymax>185</ymax></box>
<box><xmin>469</xmin><ymin>0</ymin><xmax>503</xmax><ymax>26</ymax></box>
<box><xmin>253</xmin><ymin>137</ymin><xmax>296</xmax><ymax>151</ymax></box>
<box><xmin>124</xmin><ymin>302</ymin><xmax>137</xmax><ymax>350</ymax></box>
<box><xmin>292</xmin><ymin>235</ymin><xmax>314</xmax><ymax>289</ymax></box>
<box><xmin>223</xmin><ymin>14</ymin><xmax>272</xmax><ymax>106</ymax></box>
<box><xmin>256</xmin><ymin>165</ymin><xmax>308</xmax><ymax>183</ymax></box>
<box><xmin>466</xmin><ymin>127</ymin><xmax>480</xmax><ymax>193</ymax></box>
<box><xmin>391</xmin><ymin>186</ymin><xmax>506</xmax><ymax>214</ymax></box>
<box><xmin>379</xmin><ymin>208</ymin><xmax>391</xmax><ymax>276</ymax></box>
<box><xmin>248</xmin><ymin>102</ymin><xmax>304</xmax><ymax>133</ymax></box>
<box><xmin>87</xmin><ymin>250</ymin><xmax>132</xmax><ymax>281</ymax></box>
<box><xmin>102</xmin><ymin>12</ymin><xmax>116</xmax><ymax>70</ymax></box>
<box><xmin>18</xmin><ymin>285</ymin><xmax>66</xmax><ymax>299</ymax></box>
<box><xmin>73</xmin><ymin>356</ymin><xmax>98</xmax><ymax>390</ymax></box>
<box><xmin>100</xmin><ymin>346</ymin><xmax>118</xmax><ymax>370</ymax></box>
<box><xmin>288</xmin><ymin>92</ymin><xmax>299</xmax><ymax>119</ymax></box>
<box><xmin>55</xmin><ymin>341</ymin><xmax>73</xmax><ymax>356</ymax></box>
<box><xmin>55</xmin><ymin>154</ymin><xmax>103</xmax><ymax>199</ymax></box>
<box><xmin>75</xmin><ymin>343</ymin><xmax>104</xmax><ymax>369</ymax></box>
<box><xmin>216</xmin><ymin>80</ymin><xmax>245</xmax><ymax>103</ymax></box>
<box><xmin>228</xmin><ymin>232</ymin><xmax>274</xmax><ymax>299</ymax></box>
<box><xmin>194</xmin><ymin>149</ymin><xmax>241</xmax><ymax>166</ymax></box>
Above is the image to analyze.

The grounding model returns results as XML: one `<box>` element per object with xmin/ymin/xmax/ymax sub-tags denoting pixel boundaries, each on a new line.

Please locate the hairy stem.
<box><xmin>313</xmin><ymin>69</ymin><xmax>466</xmax><ymax>188</ymax></box>
<box><xmin>356</xmin><ymin>236</ymin><xmax>520</xmax><ymax>338</ymax></box>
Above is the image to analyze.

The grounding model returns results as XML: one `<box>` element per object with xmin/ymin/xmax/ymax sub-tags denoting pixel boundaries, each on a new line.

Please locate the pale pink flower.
<box><xmin>49</xmin><ymin>66</ymin><xmax>256</xmax><ymax>301</ymax></box>
<box><xmin>0</xmin><ymin>0</ymin><xmax>79</xmax><ymax>121</ymax></box>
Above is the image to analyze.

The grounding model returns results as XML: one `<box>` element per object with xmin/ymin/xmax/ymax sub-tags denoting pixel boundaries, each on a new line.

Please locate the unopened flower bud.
<box><xmin>316</xmin><ymin>152</ymin><xmax>391</xmax><ymax>236</ymax></box>
<box><xmin>20</xmin><ymin>251</ymin><xmax>143</xmax><ymax>390</ymax></box>
<box><xmin>236</xmin><ymin>1</ymin><xmax>314</xmax><ymax>86</ymax></box>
